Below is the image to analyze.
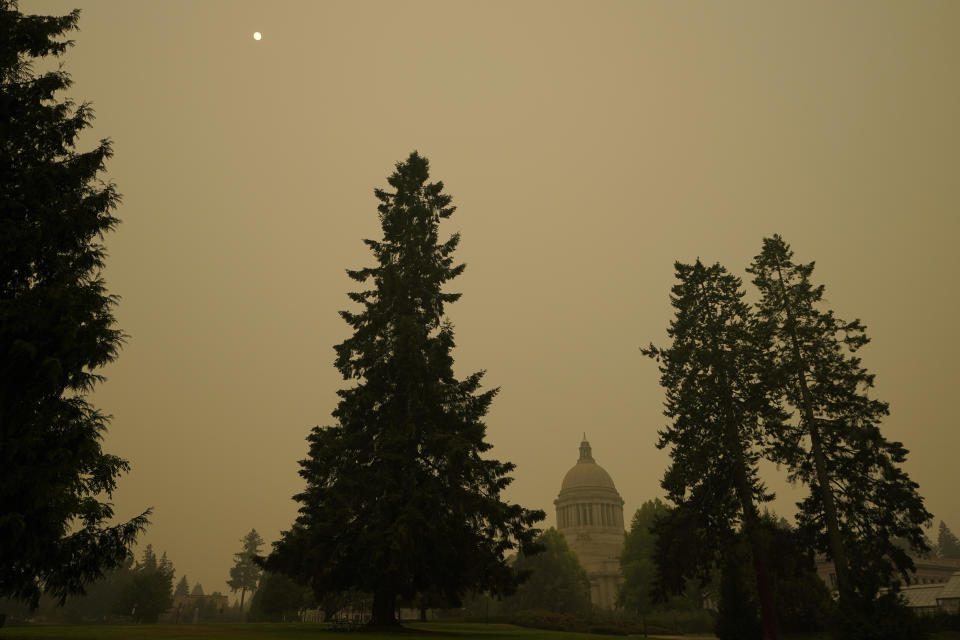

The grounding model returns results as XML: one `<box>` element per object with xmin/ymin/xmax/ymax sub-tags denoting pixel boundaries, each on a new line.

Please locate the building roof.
<box><xmin>560</xmin><ymin>437</ymin><xmax>618</xmax><ymax>492</ymax></box>
<box><xmin>939</xmin><ymin>571</ymin><xmax>960</xmax><ymax>600</ymax></box>
<box><xmin>895</xmin><ymin>571</ymin><xmax>960</xmax><ymax>609</ymax></box>
<box><xmin>899</xmin><ymin>584</ymin><xmax>944</xmax><ymax>608</ymax></box>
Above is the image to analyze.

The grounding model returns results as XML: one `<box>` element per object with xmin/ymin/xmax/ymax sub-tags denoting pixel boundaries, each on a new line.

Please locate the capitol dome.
<box><xmin>554</xmin><ymin>436</ymin><xmax>625</xmax><ymax>610</ymax></box>
<box><xmin>560</xmin><ymin>440</ymin><xmax>618</xmax><ymax>492</ymax></box>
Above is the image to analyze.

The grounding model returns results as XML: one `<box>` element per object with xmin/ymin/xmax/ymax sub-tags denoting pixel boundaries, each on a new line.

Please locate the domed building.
<box><xmin>554</xmin><ymin>436</ymin><xmax>625</xmax><ymax>609</ymax></box>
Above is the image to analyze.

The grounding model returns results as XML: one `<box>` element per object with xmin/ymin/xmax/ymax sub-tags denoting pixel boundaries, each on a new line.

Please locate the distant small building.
<box><xmin>554</xmin><ymin>436</ymin><xmax>625</xmax><ymax>610</ymax></box>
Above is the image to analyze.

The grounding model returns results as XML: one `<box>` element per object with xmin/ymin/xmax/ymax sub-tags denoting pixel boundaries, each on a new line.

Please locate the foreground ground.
<box><xmin>0</xmin><ymin>621</ymin><xmax>693</xmax><ymax>640</ymax></box>
<box><xmin>1</xmin><ymin>622</ymin><xmax>958</xmax><ymax>640</ymax></box>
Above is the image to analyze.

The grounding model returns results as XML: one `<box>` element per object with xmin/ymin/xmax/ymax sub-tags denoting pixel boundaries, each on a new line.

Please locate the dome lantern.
<box><xmin>579</xmin><ymin>434</ymin><xmax>594</xmax><ymax>463</ymax></box>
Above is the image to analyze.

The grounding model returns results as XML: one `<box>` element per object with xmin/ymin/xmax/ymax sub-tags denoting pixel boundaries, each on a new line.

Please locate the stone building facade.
<box><xmin>555</xmin><ymin>436</ymin><xmax>625</xmax><ymax>609</ymax></box>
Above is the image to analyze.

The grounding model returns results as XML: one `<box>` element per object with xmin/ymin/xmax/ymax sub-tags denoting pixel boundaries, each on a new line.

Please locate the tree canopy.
<box><xmin>227</xmin><ymin>529</ymin><xmax>263</xmax><ymax>609</ymax></box>
<box><xmin>646</xmin><ymin>239</ymin><xmax>935</xmax><ymax>639</ymax></box>
<box><xmin>0</xmin><ymin>0</ymin><xmax>147</xmax><ymax>607</ymax></box>
<box><xmin>618</xmin><ymin>499</ymin><xmax>670</xmax><ymax>616</ymax></box>
<box><xmin>248</xmin><ymin>572</ymin><xmax>313</xmax><ymax>623</ymax></box>
<box><xmin>265</xmin><ymin>152</ymin><xmax>543</xmax><ymax>626</ymax></box>
<box><xmin>748</xmin><ymin>235</ymin><xmax>931</xmax><ymax>600</ymax></box>
<box><xmin>111</xmin><ymin>545</ymin><xmax>174</xmax><ymax>623</ymax></box>
<box><xmin>504</xmin><ymin>528</ymin><xmax>591</xmax><ymax>616</ymax></box>
<box><xmin>938</xmin><ymin>522</ymin><xmax>960</xmax><ymax>560</ymax></box>
<box><xmin>644</xmin><ymin>260</ymin><xmax>782</xmax><ymax>639</ymax></box>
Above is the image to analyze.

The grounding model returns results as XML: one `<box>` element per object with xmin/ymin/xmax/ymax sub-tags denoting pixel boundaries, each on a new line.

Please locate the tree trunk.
<box><xmin>729</xmin><ymin>452</ymin><xmax>781</xmax><ymax>640</ymax></box>
<box><xmin>741</xmin><ymin>507</ymin><xmax>780</xmax><ymax>640</ymax></box>
<box><xmin>714</xmin><ymin>337</ymin><xmax>781</xmax><ymax>640</ymax></box>
<box><xmin>239</xmin><ymin>587</ymin><xmax>246</xmax><ymax>611</ymax></box>
<box><xmin>775</xmin><ymin>263</ymin><xmax>850</xmax><ymax>601</ymax></box>
<box><xmin>370</xmin><ymin>588</ymin><xmax>398</xmax><ymax>627</ymax></box>
<box><xmin>419</xmin><ymin>605</ymin><xmax>427</xmax><ymax>621</ymax></box>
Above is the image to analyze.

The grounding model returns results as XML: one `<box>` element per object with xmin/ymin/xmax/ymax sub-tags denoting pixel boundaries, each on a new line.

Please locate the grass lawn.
<box><xmin>0</xmin><ymin>621</ymin><xmax>687</xmax><ymax>640</ymax></box>
<box><xmin>2</xmin><ymin>622</ymin><xmax>958</xmax><ymax>640</ymax></box>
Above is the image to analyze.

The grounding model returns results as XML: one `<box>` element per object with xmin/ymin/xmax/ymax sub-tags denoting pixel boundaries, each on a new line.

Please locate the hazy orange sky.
<box><xmin>23</xmin><ymin>1</ymin><xmax>960</xmax><ymax>599</ymax></box>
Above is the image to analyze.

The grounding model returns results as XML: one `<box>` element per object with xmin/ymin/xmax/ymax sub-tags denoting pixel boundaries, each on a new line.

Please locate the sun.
<box><xmin>253</xmin><ymin>31</ymin><xmax>262</xmax><ymax>41</ymax></box>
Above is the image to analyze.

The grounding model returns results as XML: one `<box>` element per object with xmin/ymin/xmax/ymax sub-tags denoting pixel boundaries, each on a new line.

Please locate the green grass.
<box><xmin>0</xmin><ymin>621</ymin><xmax>687</xmax><ymax>640</ymax></box>
<box><xmin>774</xmin><ymin>635</ymin><xmax>960</xmax><ymax>640</ymax></box>
<box><xmin>2</xmin><ymin>622</ymin><xmax>958</xmax><ymax>640</ymax></box>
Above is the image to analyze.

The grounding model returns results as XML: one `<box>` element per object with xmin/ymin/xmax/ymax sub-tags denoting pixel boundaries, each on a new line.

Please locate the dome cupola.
<box><xmin>579</xmin><ymin>437</ymin><xmax>594</xmax><ymax>462</ymax></box>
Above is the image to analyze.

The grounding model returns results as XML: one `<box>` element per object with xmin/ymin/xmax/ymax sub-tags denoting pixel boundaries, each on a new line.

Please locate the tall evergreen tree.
<box><xmin>937</xmin><ymin>522</ymin><xmax>960</xmax><ymax>560</ymax></box>
<box><xmin>644</xmin><ymin>260</ymin><xmax>783</xmax><ymax>640</ymax></box>
<box><xmin>265</xmin><ymin>152</ymin><xmax>544</xmax><ymax>626</ymax></box>
<box><xmin>174</xmin><ymin>576</ymin><xmax>189</xmax><ymax>598</ymax></box>
<box><xmin>227</xmin><ymin>528</ymin><xmax>263</xmax><ymax>609</ymax></box>
<box><xmin>0</xmin><ymin>1</ymin><xmax>147</xmax><ymax>606</ymax></box>
<box><xmin>138</xmin><ymin>545</ymin><xmax>157</xmax><ymax>574</ymax></box>
<box><xmin>158</xmin><ymin>552</ymin><xmax>173</xmax><ymax>582</ymax></box>
<box><xmin>748</xmin><ymin>235</ymin><xmax>931</xmax><ymax>601</ymax></box>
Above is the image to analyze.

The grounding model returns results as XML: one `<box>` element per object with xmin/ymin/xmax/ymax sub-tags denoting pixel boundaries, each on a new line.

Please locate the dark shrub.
<box><xmin>831</xmin><ymin>592</ymin><xmax>928</xmax><ymax>640</ymax></box>
<box><xmin>509</xmin><ymin>609</ymin><xmax>582</xmax><ymax>632</ymax></box>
